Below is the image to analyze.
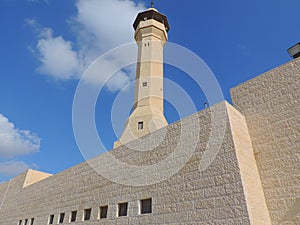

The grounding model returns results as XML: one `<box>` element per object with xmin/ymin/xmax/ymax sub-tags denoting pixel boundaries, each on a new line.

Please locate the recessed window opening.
<box><xmin>142</xmin><ymin>82</ymin><xmax>147</xmax><ymax>87</ymax></box>
<box><xmin>140</xmin><ymin>198</ymin><xmax>152</xmax><ymax>214</ymax></box>
<box><xmin>84</xmin><ymin>208</ymin><xmax>92</xmax><ymax>221</ymax></box>
<box><xmin>24</xmin><ymin>219</ymin><xmax>28</xmax><ymax>225</ymax></box>
<box><xmin>70</xmin><ymin>211</ymin><xmax>77</xmax><ymax>222</ymax></box>
<box><xmin>18</xmin><ymin>220</ymin><xmax>22</xmax><ymax>225</ymax></box>
<box><xmin>100</xmin><ymin>205</ymin><xmax>108</xmax><ymax>219</ymax></box>
<box><xmin>138</xmin><ymin>121</ymin><xmax>144</xmax><ymax>130</ymax></box>
<box><xmin>49</xmin><ymin>215</ymin><xmax>54</xmax><ymax>224</ymax></box>
<box><xmin>59</xmin><ymin>213</ymin><xmax>65</xmax><ymax>224</ymax></box>
<box><xmin>30</xmin><ymin>218</ymin><xmax>34</xmax><ymax>225</ymax></box>
<box><xmin>118</xmin><ymin>202</ymin><xmax>128</xmax><ymax>217</ymax></box>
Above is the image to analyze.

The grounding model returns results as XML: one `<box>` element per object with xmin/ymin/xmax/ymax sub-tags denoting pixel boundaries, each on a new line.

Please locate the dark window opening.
<box><xmin>19</xmin><ymin>220</ymin><xmax>22</xmax><ymax>225</ymax></box>
<box><xmin>142</xmin><ymin>82</ymin><xmax>147</xmax><ymax>87</ymax></box>
<box><xmin>30</xmin><ymin>218</ymin><xmax>34</xmax><ymax>225</ymax></box>
<box><xmin>140</xmin><ymin>198</ymin><xmax>152</xmax><ymax>214</ymax></box>
<box><xmin>24</xmin><ymin>219</ymin><xmax>28</xmax><ymax>225</ymax></box>
<box><xmin>59</xmin><ymin>213</ymin><xmax>65</xmax><ymax>224</ymax></box>
<box><xmin>118</xmin><ymin>202</ymin><xmax>128</xmax><ymax>217</ymax></box>
<box><xmin>100</xmin><ymin>205</ymin><xmax>108</xmax><ymax>219</ymax></box>
<box><xmin>49</xmin><ymin>215</ymin><xmax>54</xmax><ymax>224</ymax></box>
<box><xmin>138</xmin><ymin>122</ymin><xmax>144</xmax><ymax>130</ymax></box>
<box><xmin>70</xmin><ymin>211</ymin><xmax>77</xmax><ymax>222</ymax></box>
<box><xmin>84</xmin><ymin>208</ymin><xmax>92</xmax><ymax>221</ymax></box>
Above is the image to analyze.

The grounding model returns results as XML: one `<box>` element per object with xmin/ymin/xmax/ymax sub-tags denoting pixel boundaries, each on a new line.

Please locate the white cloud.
<box><xmin>0</xmin><ymin>161</ymin><xmax>29</xmax><ymax>177</ymax></box>
<box><xmin>0</xmin><ymin>114</ymin><xmax>40</xmax><ymax>158</ymax></box>
<box><xmin>28</xmin><ymin>0</ymin><xmax>145</xmax><ymax>91</ymax></box>
<box><xmin>74</xmin><ymin>0</ymin><xmax>144</xmax><ymax>52</ymax></box>
<box><xmin>36</xmin><ymin>29</ymin><xmax>84</xmax><ymax>80</ymax></box>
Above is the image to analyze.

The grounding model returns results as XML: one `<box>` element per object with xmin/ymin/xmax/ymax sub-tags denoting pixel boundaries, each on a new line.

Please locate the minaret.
<box><xmin>114</xmin><ymin>7</ymin><xmax>170</xmax><ymax>148</ymax></box>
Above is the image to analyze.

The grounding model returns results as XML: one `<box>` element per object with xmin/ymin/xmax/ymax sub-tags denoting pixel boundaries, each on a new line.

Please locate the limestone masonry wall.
<box><xmin>0</xmin><ymin>102</ymin><xmax>255</xmax><ymax>225</ymax></box>
<box><xmin>231</xmin><ymin>57</ymin><xmax>300</xmax><ymax>225</ymax></box>
<box><xmin>227</xmin><ymin>103</ymin><xmax>271</xmax><ymax>225</ymax></box>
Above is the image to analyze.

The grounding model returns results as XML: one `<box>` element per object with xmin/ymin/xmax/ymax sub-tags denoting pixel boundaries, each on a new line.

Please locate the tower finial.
<box><xmin>151</xmin><ymin>0</ymin><xmax>154</xmax><ymax>8</ymax></box>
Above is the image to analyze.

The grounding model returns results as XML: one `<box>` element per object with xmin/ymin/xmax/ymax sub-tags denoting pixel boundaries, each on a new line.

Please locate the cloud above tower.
<box><xmin>27</xmin><ymin>0</ymin><xmax>145</xmax><ymax>92</ymax></box>
<box><xmin>0</xmin><ymin>114</ymin><xmax>40</xmax><ymax>158</ymax></box>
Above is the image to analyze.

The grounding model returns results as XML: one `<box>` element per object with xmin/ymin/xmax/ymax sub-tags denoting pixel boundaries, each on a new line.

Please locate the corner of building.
<box><xmin>226</xmin><ymin>103</ymin><xmax>272</xmax><ymax>225</ymax></box>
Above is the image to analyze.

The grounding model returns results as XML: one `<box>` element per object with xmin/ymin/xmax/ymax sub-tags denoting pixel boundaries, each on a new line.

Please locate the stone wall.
<box><xmin>227</xmin><ymin>103</ymin><xmax>271</xmax><ymax>225</ymax></box>
<box><xmin>0</xmin><ymin>102</ymin><xmax>257</xmax><ymax>225</ymax></box>
<box><xmin>231</xmin><ymin>57</ymin><xmax>300</xmax><ymax>225</ymax></box>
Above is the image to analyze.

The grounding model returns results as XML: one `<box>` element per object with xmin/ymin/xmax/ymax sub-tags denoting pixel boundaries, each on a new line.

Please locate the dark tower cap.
<box><xmin>133</xmin><ymin>9</ymin><xmax>170</xmax><ymax>32</ymax></box>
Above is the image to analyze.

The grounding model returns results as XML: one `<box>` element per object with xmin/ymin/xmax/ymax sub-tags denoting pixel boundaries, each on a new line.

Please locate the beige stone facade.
<box><xmin>0</xmin><ymin>102</ymin><xmax>262</xmax><ymax>225</ymax></box>
<box><xmin>0</xmin><ymin>7</ymin><xmax>299</xmax><ymax>225</ymax></box>
<box><xmin>231</xmin><ymin>57</ymin><xmax>300</xmax><ymax>225</ymax></box>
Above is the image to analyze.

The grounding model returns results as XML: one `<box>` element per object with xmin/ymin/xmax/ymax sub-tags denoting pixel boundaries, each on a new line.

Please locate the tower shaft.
<box><xmin>114</xmin><ymin>9</ymin><xmax>169</xmax><ymax>148</ymax></box>
<box><xmin>134</xmin><ymin>19</ymin><xmax>167</xmax><ymax>112</ymax></box>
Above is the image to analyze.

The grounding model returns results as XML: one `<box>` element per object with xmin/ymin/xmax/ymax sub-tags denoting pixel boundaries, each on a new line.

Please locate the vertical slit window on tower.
<box><xmin>18</xmin><ymin>220</ymin><xmax>22</xmax><ymax>225</ymax></box>
<box><xmin>30</xmin><ymin>218</ymin><xmax>34</xmax><ymax>225</ymax></box>
<box><xmin>84</xmin><ymin>208</ymin><xmax>92</xmax><ymax>221</ymax></box>
<box><xmin>70</xmin><ymin>211</ymin><xmax>77</xmax><ymax>222</ymax></box>
<box><xmin>59</xmin><ymin>213</ymin><xmax>65</xmax><ymax>223</ymax></box>
<box><xmin>49</xmin><ymin>215</ymin><xmax>54</xmax><ymax>224</ymax></box>
<box><xmin>140</xmin><ymin>198</ymin><xmax>152</xmax><ymax>214</ymax></box>
<box><xmin>24</xmin><ymin>219</ymin><xmax>28</xmax><ymax>225</ymax></box>
<box><xmin>118</xmin><ymin>202</ymin><xmax>128</xmax><ymax>217</ymax></box>
<box><xmin>100</xmin><ymin>205</ymin><xmax>108</xmax><ymax>219</ymax></box>
<box><xmin>138</xmin><ymin>122</ymin><xmax>144</xmax><ymax>130</ymax></box>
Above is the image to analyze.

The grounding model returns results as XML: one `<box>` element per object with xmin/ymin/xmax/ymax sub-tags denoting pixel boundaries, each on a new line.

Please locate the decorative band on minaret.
<box><xmin>114</xmin><ymin>8</ymin><xmax>170</xmax><ymax>148</ymax></box>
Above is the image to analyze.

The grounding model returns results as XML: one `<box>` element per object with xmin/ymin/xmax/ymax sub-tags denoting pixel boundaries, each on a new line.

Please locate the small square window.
<box><xmin>30</xmin><ymin>218</ymin><xmax>34</xmax><ymax>225</ymax></box>
<box><xmin>18</xmin><ymin>220</ymin><xmax>22</xmax><ymax>225</ymax></box>
<box><xmin>84</xmin><ymin>208</ymin><xmax>92</xmax><ymax>221</ymax></box>
<box><xmin>138</xmin><ymin>122</ymin><xmax>144</xmax><ymax>130</ymax></box>
<box><xmin>142</xmin><ymin>82</ymin><xmax>147</xmax><ymax>87</ymax></box>
<box><xmin>70</xmin><ymin>211</ymin><xmax>77</xmax><ymax>222</ymax></box>
<box><xmin>100</xmin><ymin>205</ymin><xmax>108</xmax><ymax>219</ymax></box>
<box><xmin>24</xmin><ymin>219</ymin><xmax>28</xmax><ymax>225</ymax></box>
<box><xmin>59</xmin><ymin>213</ymin><xmax>65</xmax><ymax>223</ymax></box>
<box><xmin>49</xmin><ymin>215</ymin><xmax>54</xmax><ymax>224</ymax></box>
<box><xmin>140</xmin><ymin>198</ymin><xmax>152</xmax><ymax>214</ymax></box>
<box><xmin>118</xmin><ymin>202</ymin><xmax>128</xmax><ymax>217</ymax></box>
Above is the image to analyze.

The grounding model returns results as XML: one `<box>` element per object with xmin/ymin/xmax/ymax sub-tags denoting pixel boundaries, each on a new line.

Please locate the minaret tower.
<box><xmin>114</xmin><ymin>7</ymin><xmax>170</xmax><ymax>148</ymax></box>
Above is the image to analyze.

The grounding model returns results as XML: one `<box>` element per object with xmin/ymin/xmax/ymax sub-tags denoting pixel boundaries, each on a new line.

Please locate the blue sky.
<box><xmin>0</xmin><ymin>0</ymin><xmax>299</xmax><ymax>182</ymax></box>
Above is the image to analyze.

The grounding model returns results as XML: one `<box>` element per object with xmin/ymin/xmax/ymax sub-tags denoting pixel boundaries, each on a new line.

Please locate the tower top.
<box><xmin>133</xmin><ymin>8</ymin><xmax>170</xmax><ymax>32</ymax></box>
<box><xmin>151</xmin><ymin>0</ymin><xmax>154</xmax><ymax>8</ymax></box>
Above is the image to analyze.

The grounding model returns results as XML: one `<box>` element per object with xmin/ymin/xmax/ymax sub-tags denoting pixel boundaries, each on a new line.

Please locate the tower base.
<box><xmin>114</xmin><ymin>106</ymin><xmax>168</xmax><ymax>148</ymax></box>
